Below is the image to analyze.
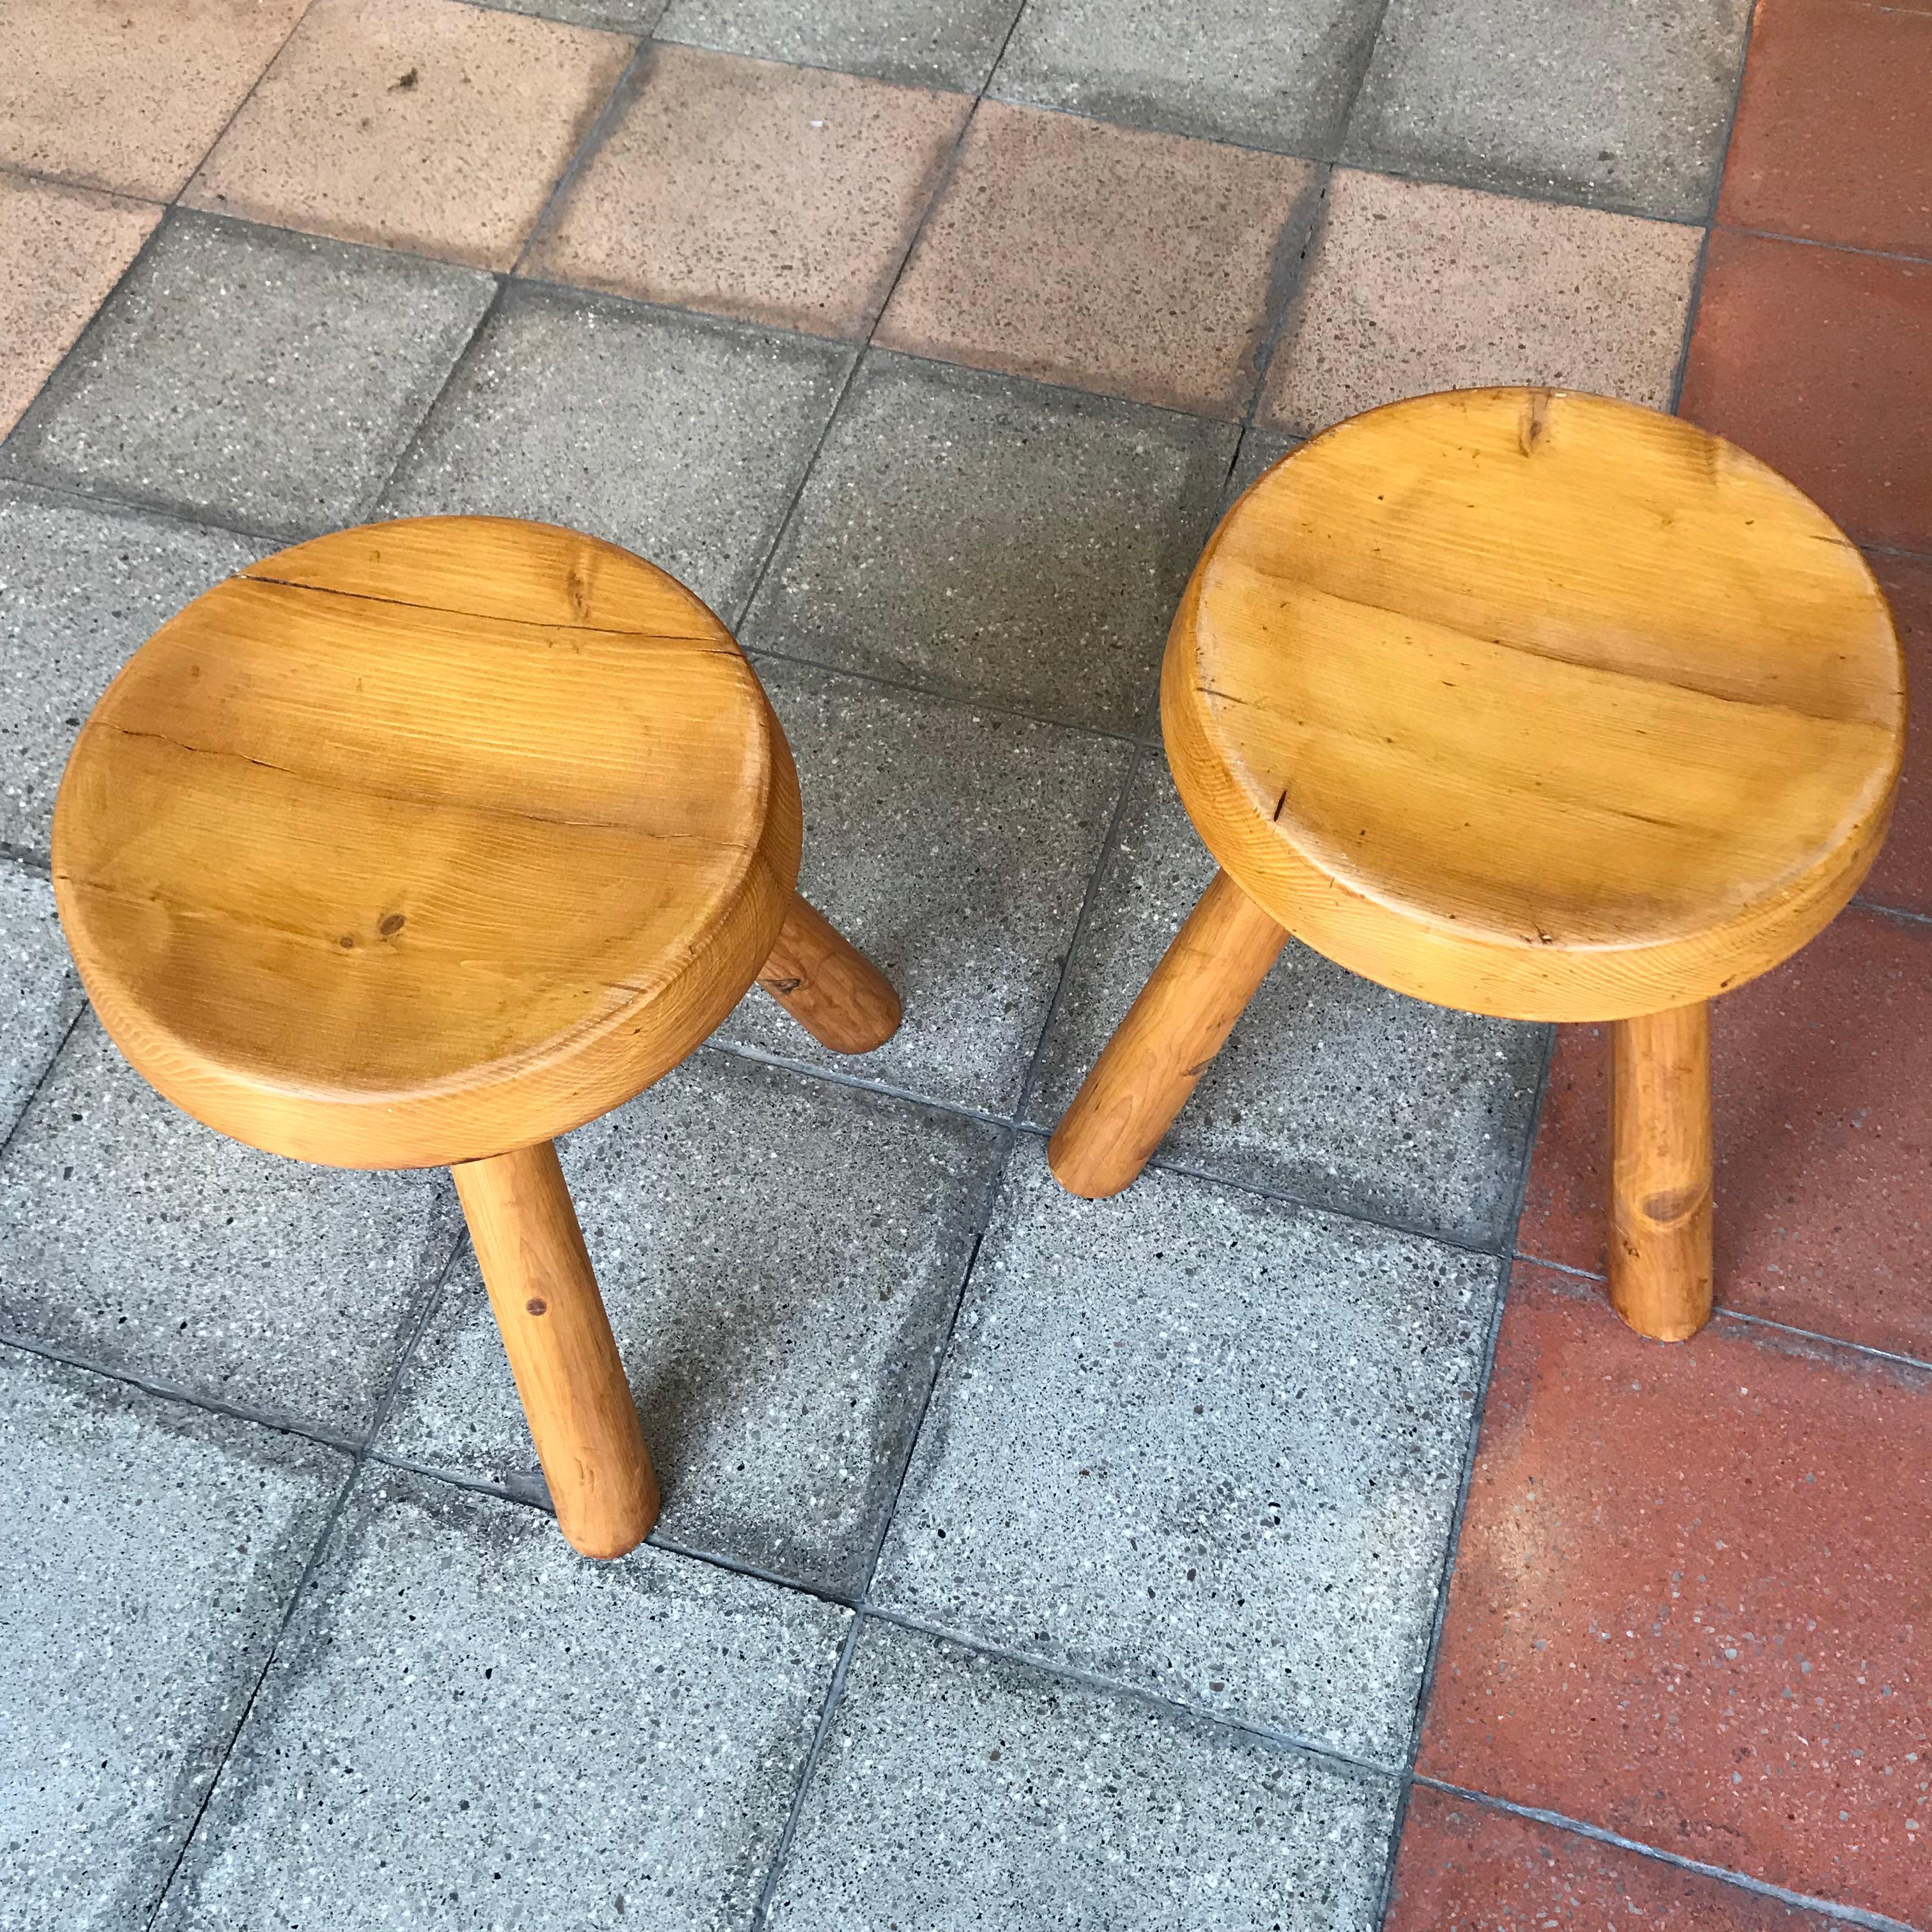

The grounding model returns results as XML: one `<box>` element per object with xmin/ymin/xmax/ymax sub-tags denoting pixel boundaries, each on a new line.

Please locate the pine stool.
<box><xmin>52</xmin><ymin>516</ymin><xmax>901</xmax><ymax>1557</ymax></box>
<box><xmin>1048</xmin><ymin>389</ymin><xmax>1904</xmax><ymax>1342</ymax></box>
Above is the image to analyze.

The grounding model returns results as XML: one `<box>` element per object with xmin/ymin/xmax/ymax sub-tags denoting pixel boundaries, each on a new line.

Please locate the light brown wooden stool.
<box><xmin>1049</xmin><ymin>389</ymin><xmax>1905</xmax><ymax>1342</ymax></box>
<box><xmin>52</xmin><ymin>516</ymin><xmax>900</xmax><ymax>1557</ymax></box>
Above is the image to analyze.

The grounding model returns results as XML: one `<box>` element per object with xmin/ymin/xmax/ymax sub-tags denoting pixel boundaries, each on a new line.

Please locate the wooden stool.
<box><xmin>52</xmin><ymin>516</ymin><xmax>900</xmax><ymax>1557</ymax></box>
<box><xmin>1049</xmin><ymin>389</ymin><xmax>1905</xmax><ymax>1342</ymax></box>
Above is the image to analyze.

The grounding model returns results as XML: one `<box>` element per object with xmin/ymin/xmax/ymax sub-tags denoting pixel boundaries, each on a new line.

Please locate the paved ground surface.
<box><xmin>1</xmin><ymin>1</ymin><xmax>1928</xmax><ymax>1927</ymax></box>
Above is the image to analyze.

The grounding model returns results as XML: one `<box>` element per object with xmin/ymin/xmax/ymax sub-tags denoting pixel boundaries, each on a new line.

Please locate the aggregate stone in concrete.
<box><xmin>0</xmin><ymin>1346</ymin><xmax>348</xmax><ymax>1932</ymax></box>
<box><xmin>2</xmin><ymin>211</ymin><xmax>495</xmax><ymax>539</ymax></box>
<box><xmin>992</xmin><ymin>0</ymin><xmax>1383</xmax><ymax>155</ymax></box>
<box><xmin>1027</xmin><ymin>761</ymin><xmax>1547</xmax><ymax>1248</ymax></box>
<box><xmin>873</xmin><ymin>1139</ymin><xmax>1499</xmax><ymax>1762</ymax></box>
<box><xmin>382</xmin><ymin>1050</ymin><xmax>1004</xmax><ymax>1597</ymax></box>
<box><xmin>716</xmin><ymin>657</ymin><xmax>1132</xmax><ymax>1114</ymax></box>
<box><xmin>380</xmin><ymin>280</ymin><xmax>851</xmax><ymax>622</ymax></box>
<box><xmin>154</xmin><ymin>1466</ymin><xmax>850</xmax><ymax>1932</ymax></box>
<box><xmin>765</xmin><ymin>1619</ymin><xmax>1400</xmax><ymax>1931</ymax></box>
<box><xmin>656</xmin><ymin>0</ymin><xmax>1020</xmax><ymax>90</ymax></box>
<box><xmin>0</xmin><ymin>1015</ymin><xmax>463</xmax><ymax>1439</ymax></box>
<box><xmin>1344</xmin><ymin>0</ymin><xmax>1752</xmax><ymax>221</ymax></box>
<box><xmin>743</xmin><ymin>351</ymin><xmax>1234</xmax><ymax>734</ymax></box>
<box><xmin>0</xmin><ymin>862</ymin><xmax>83</xmax><ymax>1144</ymax></box>
<box><xmin>0</xmin><ymin>484</ymin><xmax>268</xmax><ymax>858</ymax></box>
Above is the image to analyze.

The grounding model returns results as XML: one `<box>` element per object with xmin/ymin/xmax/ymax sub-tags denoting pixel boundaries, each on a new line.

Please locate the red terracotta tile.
<box><xmin>1719</xmin><ymin>0</ymin><xmax>1932</xmax><ymax>259</ymax></box>
<box><xmin>1418</xmin><ymin>1264</ymin><xmax>1931</xmax><ymax>1924</ymax></box>
<box><xmin>1517</xmin><ymin>907</ymin><xmax>1932</xmax><ymax>1362</ymax></box>
<box><xmin>1679</xmin><ymin>230</ymin><xmax>1932</xmax><ymax>551</ymax></box>
<box><xmin>1864</xmin><ymin>553</ymin><xmax>1932</xmax><ymax>916</ymax></box>
<box><xmin>1388</xmin><ymin>1785</ymin><xmax>1843</xmax><ymax>1931</ymax></box>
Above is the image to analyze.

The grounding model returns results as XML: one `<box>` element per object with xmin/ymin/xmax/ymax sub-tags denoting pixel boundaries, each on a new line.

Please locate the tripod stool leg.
<box><xmin>1609</xmin><ymin>1002</ymin><xmax>1715</xmax><ymax>1342</ymax></box>
<box><xmin>1048</xmin><ymin>869</ymin><xmax>1288</xmax><ymax>1200</ymax></box>
<box><xmin>453</xmin><ymin>1140</ymin><xmax>659</xmax><ymax>1557</ymax></box>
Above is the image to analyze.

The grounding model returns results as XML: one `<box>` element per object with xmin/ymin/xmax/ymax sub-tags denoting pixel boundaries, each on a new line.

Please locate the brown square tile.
<box><xmin>1719</xmin><ymin>0</ymin><xmax>1932</xmax><ymax>259</ymax></box>
<box><xmin>1679</xmin><ymin>229</ymin><xmax>1932</xmax><ymax>550</ymax></box>
<box><xmin>1388</xmin><ymin>1786</ymin><xmax>1844</xmax><ymax>1931</ymax></box>
<box><xmin>0</xmin><ymin>0</ymin><xmax>309</xmax><ymax>200</ymax></box>
<box><xmin>184</xmin><ymin>0</ymin><xmax>630</xmax><ymax>273</ymax></box>
<box><xmin>1518</xmin><ymin>907</ymin><xmax>1932</xmax><ymax>1362</ymax></box>
<box><xmin>1865</xmin><ymin>553</ymin><xmax>1932</xmax><ymax>916</ymax></box>
<box><xmin>0</xmin><ymin>172</ymin><xmax>160</xmax><ymax>436</ymax></box>
<box><xmin>876</xmin><ymin>101</ymin><xmax>1320</xmax><ymax>418</ymax></box>
<box><xmin>1418</xmin><ymin>1264</ymin><xmax>1932</xmax><ymax>1925</ymax></box>
<box><xmin>525</xmin><ymin>43</ymin><xmax>970</xmax><ymax>338</ymax></box>
<box><xmin>1259</xmin><ymin>169</ymin><xmax>1701</xmax><ymax>435</ymax></box>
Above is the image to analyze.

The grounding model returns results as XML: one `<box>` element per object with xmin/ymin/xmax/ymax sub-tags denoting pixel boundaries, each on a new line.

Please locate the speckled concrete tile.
<box><xmin>716</xmin><ymin>658</ymin><xmax>1132</xmax><ymax>1115</ymax></box>
<box><xmin>2</xmin><ymin>211</ymin><xmax>494</xmax><ymax>540</ymax></box>
<box><xmin>1028</xmin><ymin>760</ymin><xmax>1547</xmax><ymax>1249</ymax></box>
<box><xmin>991</xmin><ymin>0</ymin><xmax>1381</xmax><ymax>155</ymax></box>
<box><xmin>0</xmin><ymin>485</ymin><xmax>268</xmax><ymax>859</ymax></box>
<box><xmin>0</xmin><ymin>173</ymin><xmax>160</xmax><ymax>439</ymax></box>
<box><xmin>0</xmin><ymin>1346</ymin><xmax>348</xmax><ymax>1932</ymax></box>
<box><xmin>525</xmin><ymin>43</ymin><xmax>969</xmax><ymax>338</ymax></box>
<box><xmin>379</xmin><ymin>280</ymin><xmax>850</xmax><ymax>620</ymax></box>
<box><xmin>185</xmin><ymin>0</ymin><xmax>632</xmax><ymax>272</ymax></box>
<box><xmin>154</xmin><ymin>1466</ymin><xmax>849</xmax><ymax>1932</ymax></box>
<box><xmin>656</xmin><ymin>0</ymin><xmax>1019</xmax><ymax>89</ymax></box>
<box><xmin>874</xmin><ymin>1139</ymin><xmax>1499</xmax><ymax>1761</ymax></box>
<box><xmin>0</xmin><ymin>862</ymin><xmax>82</xmax><ymax>1145</ymax></box>
<box><xmin>1344</xmin><ymin>0</ymin><xmax>1751</xmax><ymax>221</ymax></box>
<box><xmin>877</xmin><ymin>102</ymin><xmax>1322</xmax><ymax>418</ymax></box>
<box><xmin>743</xmin><ymin>352</ymin><xmax>1234</xmax><ymax>733</ymax></box>
<box><xmin>765</xmin><ymin>1619</ymin><xmax>1401</xmax><ymax>1929</ymax></box>
<box><xmin>381</xmin><ymin>1052</ymin><xmax>1003</xmax><ymax>1597</ymax></box>
<box><xmin>0</xmin><ymin>1015</ymin><xmax>463</xmax><ymax>1439</ymax></box>
<box><xmin>1259</xmin><ymin>169</ymin><xmax>1701</xmax><ymax>435</ymax></box>
<box><xmin>0</xmin><ymin>0</ymin><xmax>309</xmax><ymax>200</ymax></box>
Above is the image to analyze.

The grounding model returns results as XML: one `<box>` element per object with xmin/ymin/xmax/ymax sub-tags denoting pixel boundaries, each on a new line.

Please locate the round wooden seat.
<box><xmin>54</xmin><ymin>515</ymin><xmax>809</xmax><ymax>1171</ymax></box>
<box><xmin>1163</xmin><ymin>387</ymin><xmax>1904</xmax><ymax>1023</ymax></box>
<box><xmin>1052</xmin><ymin>388</ymin><xmax>1905</xmax><ymax>1346</ymax></box>
<box><xmin>52</xmin><ymin>514</ymin><xmax>901</xmax><ymax>1560</ymax></box>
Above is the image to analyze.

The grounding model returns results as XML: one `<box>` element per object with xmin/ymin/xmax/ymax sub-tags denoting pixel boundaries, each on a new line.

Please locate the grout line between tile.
<box><xmin>1669</xmin><ymin>0</ymin><xmax>1758</xmax><ymax>411</ymax></box>
<box><xmin>168</xmin><ymin>0</ymin><xmax>320</xmax><ymax>209</ymax></box>
<box><xmin>139</xmin><ymin>1457</ymin><xmax>365</xmax><ymax>1929</ymax></box>
<box><xmin>1412</xmin><ymin>1777</ymin><xmax>1923</xmax><ymax>1932</ymax></box>
<box><xmin>0</xmin><ymin>1327</ymin><xmax>364</xmax><ymax>1457</ymax></box>
<box><xmin>1514</xmin><ymin>1250</ymin><xmax>1932</xmax><ymax>1376</ymax></box>
<box><xmin>1717</xmin><ymin>222</ymin><xmax>1932</xmax><ymax>272</ymax></box>
<box><xmin>746</xmin><ymin>1618</ymin><xmax>863</xmax><ymax>1928</ymax></box>
<box><xmin>1369</xmin><ymin>1023</ymin><xmax>1554</xmax><ymax>1929</ymax></box>
<box><xmin>727</xmin><ymin>35</ymin><xmax>1004</xmax><ymax>638</ymax></box>
<box><xmin>0</xmin><ymin>998</ymin><xmax>91</xmax><ymax>1168</ymax></box>
<box><xmin>140</xmin><ymin>1223</ymin><xmax>472</xmax><ymax>1927</ymax></box>
<box><xmin>743</xmin><ymin>637</ymin><xmax>1145</xmax><ymax>744</ymax></box>
<box><xmin>510</xmin><ymin>34</ymin><xmax>652</xmax><ymax>277</ymax></box>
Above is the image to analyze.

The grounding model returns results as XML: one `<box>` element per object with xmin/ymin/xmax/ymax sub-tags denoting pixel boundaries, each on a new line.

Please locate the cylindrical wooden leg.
<box><xmin>1048</xmin><ymin>869</ymin><xmax>1289</xmax><ymax>1200</ymax></box>
<box><xmin>1610</xmin><ymin>1002</ymin><xmax>1714</xmax><ymax>1342</ymax></box>
<box><xmin>451</xmin><ymin>1140</ymin><xmax>659</xmax><ymax>1558</ymax></box>
<box><xmin>757</xmin><ymin>889</ymin><xmax>901</xmax><ymax>1054</ymax></box>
